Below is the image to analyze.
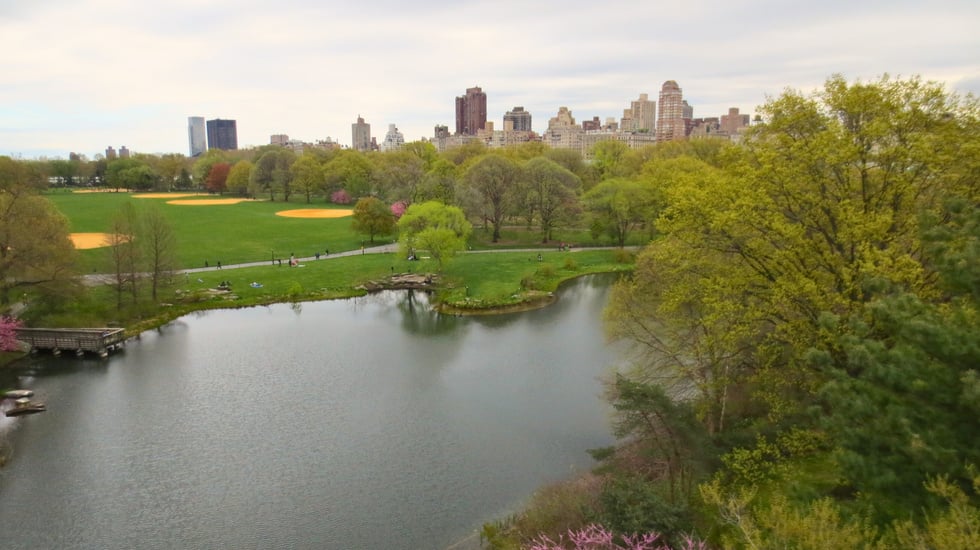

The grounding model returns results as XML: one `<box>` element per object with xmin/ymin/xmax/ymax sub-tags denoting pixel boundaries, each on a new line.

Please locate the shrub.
<box><xmin>564</xmin><ymin>257</ymin><xmax>579</xmax><ymax>271</ymax></box>
<box><xmin>613</xmin><ymin>249</ymin><xmax>635</xmax><ymax>264</ymax></box>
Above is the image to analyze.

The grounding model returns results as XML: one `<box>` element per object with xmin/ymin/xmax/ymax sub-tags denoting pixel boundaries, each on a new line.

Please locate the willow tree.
<box><xmin>397</xmin><ymin>201</ymin><xmax>471</xmax><ymax>269</ymax></box>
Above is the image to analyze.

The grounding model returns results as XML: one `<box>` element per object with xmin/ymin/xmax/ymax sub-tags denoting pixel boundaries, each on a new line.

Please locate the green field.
<box><xmin>27</xmin><ymin>190</ymin><xmax>636</xmax><ymax>331</ymax></box>
<box><xmin>47</xmin><ymin>191</ymin><xmax>374</xmax><ymax>272</ymax></box>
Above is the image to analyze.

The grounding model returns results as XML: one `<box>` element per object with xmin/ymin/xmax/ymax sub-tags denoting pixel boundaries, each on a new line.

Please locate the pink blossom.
<box><xmin>0</xmin><ymin>316</ymin><xmax>23</xmax><ymax>352</ymax></box>
<box><xmin>330</xmin><ymin>189</ymin><xmax>352</xmax><ymax>204</ymax></box>
<box><xmin>526</xmin><ymin>524</ymin><xmax>706</xmax><ymax>550</ymax></box>
<box><xmin>390</xmin><ymin>201</ymin><xmax>407</xmax><ymax>218</ymax></box>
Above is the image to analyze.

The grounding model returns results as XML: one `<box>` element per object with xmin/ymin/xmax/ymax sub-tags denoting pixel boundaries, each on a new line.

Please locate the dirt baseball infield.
<box><xmin>275</xmin><ymin>209</ymin><xmax>354</xmax><ymax>218</ymax></box>
<box><xmin>167</xmin><ymin>198</ymin><xmax>254</xmax><ymax>205</ymax></box>
<box><xmin>70</xmin><ymin>233</ymin><xmax>116</xmax><ymax>249</ymax></box>
<box><xmin>134</xmin><ymin>193</ymin><xmax>204</xmax><ymax>199</ymax></box>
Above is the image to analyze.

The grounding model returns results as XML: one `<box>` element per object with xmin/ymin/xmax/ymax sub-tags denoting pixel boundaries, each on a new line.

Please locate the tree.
<box><xmin>1</xmin><ymin>316</ymin><xmax>23</xmax><ymax>351</ymax></box>
<box><xmin>591</xmin><ymin>139</ymin><xmax>633</xmax><ymax>180</ymax></box>
<box><xmin>323</xmin><ymin>150</ymin><xmax>374</xmax><ymax>198</ymax></box>
<box><xmin>175</xmin><ymin>167</ymin><xmax>193</xmax><ymax>190</ymax></box>
<box><xmin>604</xmin><ymin>74</ymin><xmax>980</xmax><ymax>531</ymax></box>
<box><xmin>226</xmin><ymin>161</ymin><xmax>253</xmax><ymax>196</ymax></box>
<box><xmin>464</xmin><ymin>154</ymin><xmax>520</xmax><ymax>242</ymax></box>
<box><xmin>351</xmin><ymin>196</ymin><xmax>395</xmax><ymax>243</ymax></box>
<box><xmin>521</xmin><ymin>157</ymin><xmax>582</xmax><ymax>242</ymax></box>
<box><xmin>205</xmin><ymin>162</ymin><xmax>230</xmax><ymax>194</ymax></box>
<box><xmin>156</xmin><ymin>153</ymin><xmax>187</xmax><ymax>191</ymax></box>
<box><xmin>105</xmin><ymin>158</ymin><xmax>158</xmax><ymax>191</ymax></box>
<box><xmin>0</xmin><ymin>157</ymin><xmax>78</xmax><ymax>307</ymax></box>
<box><xmin>582</xmin><ymin>177</ymin><xmax>659</xmax><ymax>246</ymax></box>
<box><xmin>291</xmin><ymin>153</ymin><xmax>326</xmax><ymax>203</ymax></box>
<box><xmin>140</xmin><ymin>203</ymin><xmax>177</xmax><ymax>301</ymax></box>
<box><xmin>251</xmin><ymin>149</ymin><xmax>296</xmax><ymax>201</ymax></box>
<box><xmin>106</xmin><ymin>202</ymin><xmax>141</xmax><ymax>309</ymax></box>
<box><xmin>373</xmin><ymin>149</ymin><xmax>426</xmax><ymax>204</ymax></box>
<box><xmin>192</xmin><ymin>149</ymin><xmax>228</xmax><ymax>190</ymax></box>
<box><xmin>417</xmin><ymin>158</ymin><xmax>458</xmax><ymax>205</ymax></box>
<box><xmin>397</xmin><ymin>201</ymin><xmax>472</xmax><ymax>269</ymax></box>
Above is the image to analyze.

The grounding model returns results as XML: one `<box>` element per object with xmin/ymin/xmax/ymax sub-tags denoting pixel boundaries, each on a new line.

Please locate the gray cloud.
<box><xmin>1</xmin><ymin>0</ymin><xmax>978</xmax><ymax>158</ymax></box>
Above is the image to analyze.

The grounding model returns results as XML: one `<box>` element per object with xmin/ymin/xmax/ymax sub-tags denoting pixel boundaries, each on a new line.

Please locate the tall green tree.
<box><xmin>290</xmin><ymin>153</ymin><xmax>325</xmax><ymax>204</ymax></box>
<box><xmin>0</xmin><ymin>157</ymin><xmax>78</xmax><ymax>307</ymax></box>
<box><xmin>464</xmin><ymin>154</ymin><xmax>520</xmax><ymax>242</ymax></box>
<box><xmin>520</xmin><ymin>157</ymin><xmax>582</xmax><ymax>242</ymax></box>
<box><xmin>225</xmin><ymin>161</ymin><xmax>253</xmax><ymax>197</ymax></box>
<box><xmin>351</xmin><ymin>196</ymin><xmax>395</xmax><ymax>243</ymax></box>
<box><xmin>582</xmin><ymin>177</ymin><xmax>659</xmax><ymax>246</ymax></box>
<box><xmin>322</xmin><ymin>150</ymin><xmax>373</xmax><ymax>198</ymax></box>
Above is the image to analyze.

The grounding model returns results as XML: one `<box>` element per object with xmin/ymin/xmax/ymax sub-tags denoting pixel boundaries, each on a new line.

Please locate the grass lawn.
<box><xmin>27</xmin><ymin>190</ymin><xmax>637</xmax><ymax>331</ymax></box>
<box><xmin>467</xmin><ymin>224</ymin><xmax>654</xmax><ymax>250</ymax></box>
<box><xmin>47</xmin><ymin>191</ymin><xmax>378</xmax><ymax>272</ymax></box>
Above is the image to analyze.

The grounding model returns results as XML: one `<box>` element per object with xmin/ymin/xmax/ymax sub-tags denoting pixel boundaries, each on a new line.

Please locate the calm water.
<box><xmin>0</xmin><ymin>275</ymin><xmax>624</xmax><ymax>549</ymax></box>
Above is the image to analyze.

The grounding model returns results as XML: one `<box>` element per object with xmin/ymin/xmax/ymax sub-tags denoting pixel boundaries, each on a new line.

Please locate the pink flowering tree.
<box><xmin>528</xmin><ymin>524</ymin><xmax>706</xmax><ymax>550</ymax></box>
<box><xmin>330</xmin><ymin>189</ymin><xmax>351</xmax><ymax>204</ymax></box>
<box><xmin>390</xmin><ymin>201</ymin><xmax>407</xmax><ymax>219</ymax></box>
<box><xmin>0</xmin><ymin>316</ymin><xmax>23</xmax><ymax>352</ymax></box>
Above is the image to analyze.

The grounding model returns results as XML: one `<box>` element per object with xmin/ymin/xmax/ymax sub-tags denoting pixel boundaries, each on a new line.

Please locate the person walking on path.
<box><xmin>217</xmin><ymin>261</ymin><xmax>222</xmax><ymax>269</ymax></box>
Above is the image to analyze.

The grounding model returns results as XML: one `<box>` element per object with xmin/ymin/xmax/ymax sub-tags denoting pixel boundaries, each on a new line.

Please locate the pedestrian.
<box><xmin>361</xmin><ymin>245</ymin><xmax>365</xmax><ymax>255</ymax></box>
<box><xmin>315</xmin><ymin>252</ymin><xmax>320</xmax><ymax>260</ymax></box>
<box><xmin>205</xmin><ymin>260</ymin><xmax>209</xmax><ymax>268</ymax></box>
<box><xmin>325</xmin><ymin>248</ymin><xmax>329</xmax><ymax>255</ymax></box>
<box><xmin>217</xmin><ymin>261</ymin><xmax>222</xmax><ymax>269</ymax></box>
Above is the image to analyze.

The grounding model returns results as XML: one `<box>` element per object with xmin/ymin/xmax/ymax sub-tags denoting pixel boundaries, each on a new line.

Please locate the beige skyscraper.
<box><xmin>622</xmin><ymin>93</ymin><xmax>656</xmax><ymax>133</ymax></box>
<box><xmin>352</xmin><ymin>116</ymin><xmax>372</xmax><ymax>152</ymax></box>
<box><xmin>656</xmin><ymin>80</ymin><xmax>686</xmax><ymax>142</ymax></box>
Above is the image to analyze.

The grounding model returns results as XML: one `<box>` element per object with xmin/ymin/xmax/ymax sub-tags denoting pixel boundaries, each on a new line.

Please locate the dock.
<box><xmin>14</xmin><ymin>327</ymin><xmax>126</xmax><ymax>358</ymax></box>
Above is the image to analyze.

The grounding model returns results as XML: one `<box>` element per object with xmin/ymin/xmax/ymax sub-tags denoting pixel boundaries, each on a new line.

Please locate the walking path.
<box><xmin>83</xmin><ymin>244</ymin><xmax>633</xmax><ymax>285</ymax></box>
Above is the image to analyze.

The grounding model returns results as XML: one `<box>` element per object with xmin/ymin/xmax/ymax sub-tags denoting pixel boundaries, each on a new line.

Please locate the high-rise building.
<box><xmin>352</xmin><ymin>116</ymin><xmax>372</xmax><ymax>152</ymax></box>
<box><xmin>455</xmin><ymin>86</ymin><xmax>487</xmax><ymax>135</ymax></box>
<box><xmin>656</xmin><ymin>81</ymin><xmax>686</xmax><ymax>142</ymax></box>
<box><xmin>720</xmin><ymin>107</ymin><xmax>750</xmax><ymax>136</ymax></box>
<box><xmin>119</xmin><ymin>146</ymin><xmax>130</xmax><ymax>159</ymax></box>
<box><xmin>188</xmin><ymin>116</ymin><xmax>206</xmax><ymax>157</ymax></box>
<box><xmin>543</xmin><ymin>106</ymin><xmax>583</xmax><ymax>150</ymax></box>
<box><xmin>503</xmin><ymin>106</ymin><xmax>532</xmax><ymax>132</ymax></box>
<box><xmin>207</xmin><ymin>118</ymin><xmax>238</xmax><ymax>151</ymax></box>
<box><xmin>380</xmin><ymin>124</ymin><xmax>405</xmax><ymax>152</ymax></box>
<box><xmin>105</xmin><ymin>146</ymin><xmax>116</xmax><ymax>160</ymax></box>
<box><xmin>622</xmin><ymin>93</ymin><xmax>656</xmax><ymax>133</ymax></box>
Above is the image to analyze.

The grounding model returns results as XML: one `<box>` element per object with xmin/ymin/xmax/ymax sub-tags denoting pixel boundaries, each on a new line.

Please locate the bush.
<box><xmin>286</xmin><ymin>282</ymin><xmax>304</xmax><ymax>300</ymax></box>
<box><xmin>613</xmin><ymin>249</ymin><xmax>635</xmax><ymax>264</ymax></box>
<box><xmin>588</xmin><ymin>476</ymin><xmax>692</xmax><ymax>547</ymax></box>
<box><xmin>564</xmin><ymin>257</ymin><xmax>579</xmax><ymax>271</ymax></box>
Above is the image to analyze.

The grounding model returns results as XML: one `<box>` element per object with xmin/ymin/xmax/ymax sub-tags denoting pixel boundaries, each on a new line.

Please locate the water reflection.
<box><xmin>0</xmin><ymin>275</ymin><xmax>622</xmax><ymax>550</ymax></box>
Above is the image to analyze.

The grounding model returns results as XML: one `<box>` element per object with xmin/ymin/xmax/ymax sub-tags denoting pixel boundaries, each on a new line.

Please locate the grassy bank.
<box><xmin>24</xmin><ymin>248</ymin><xmax>636</xmax><ymax>335</ymax></box>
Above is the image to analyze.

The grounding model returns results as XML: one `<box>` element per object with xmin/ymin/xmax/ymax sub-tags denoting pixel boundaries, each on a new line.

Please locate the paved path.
<box><xmin>83</xmin><ymin>244</ymin><xmax>634</xmax><ymax>285</ymax></box>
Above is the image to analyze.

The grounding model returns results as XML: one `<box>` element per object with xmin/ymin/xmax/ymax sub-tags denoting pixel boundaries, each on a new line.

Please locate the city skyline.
<box><xmin>2</xmin><ymin>1</ymin><xmax>978</xmax><ymax>159</ymax></box>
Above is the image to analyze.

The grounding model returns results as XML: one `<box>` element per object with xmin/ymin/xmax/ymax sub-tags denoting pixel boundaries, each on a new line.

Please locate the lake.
<box><xmin>0</xmin><ymin>275</ymin><xmax>625</xmax><ymax>549</ymax></box>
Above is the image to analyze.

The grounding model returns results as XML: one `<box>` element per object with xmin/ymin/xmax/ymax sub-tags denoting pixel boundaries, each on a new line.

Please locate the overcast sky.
<box><xmin>2</xmin><ymin>0</ymin><xmax>978</xmax><ymax>159</ymax></box>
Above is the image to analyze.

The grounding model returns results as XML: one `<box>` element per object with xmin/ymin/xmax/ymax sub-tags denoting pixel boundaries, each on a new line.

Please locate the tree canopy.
<box><xmin>602</xmin><ymin>75</ymin><xmax>980</xmax><ymax>546</ymax></box>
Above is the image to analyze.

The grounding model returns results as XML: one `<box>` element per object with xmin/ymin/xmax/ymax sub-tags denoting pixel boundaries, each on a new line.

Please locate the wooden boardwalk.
<box><xmin>15</xmin><ymin>327</ymin><xmax>126</xmax><ymax>358</ymax></box>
